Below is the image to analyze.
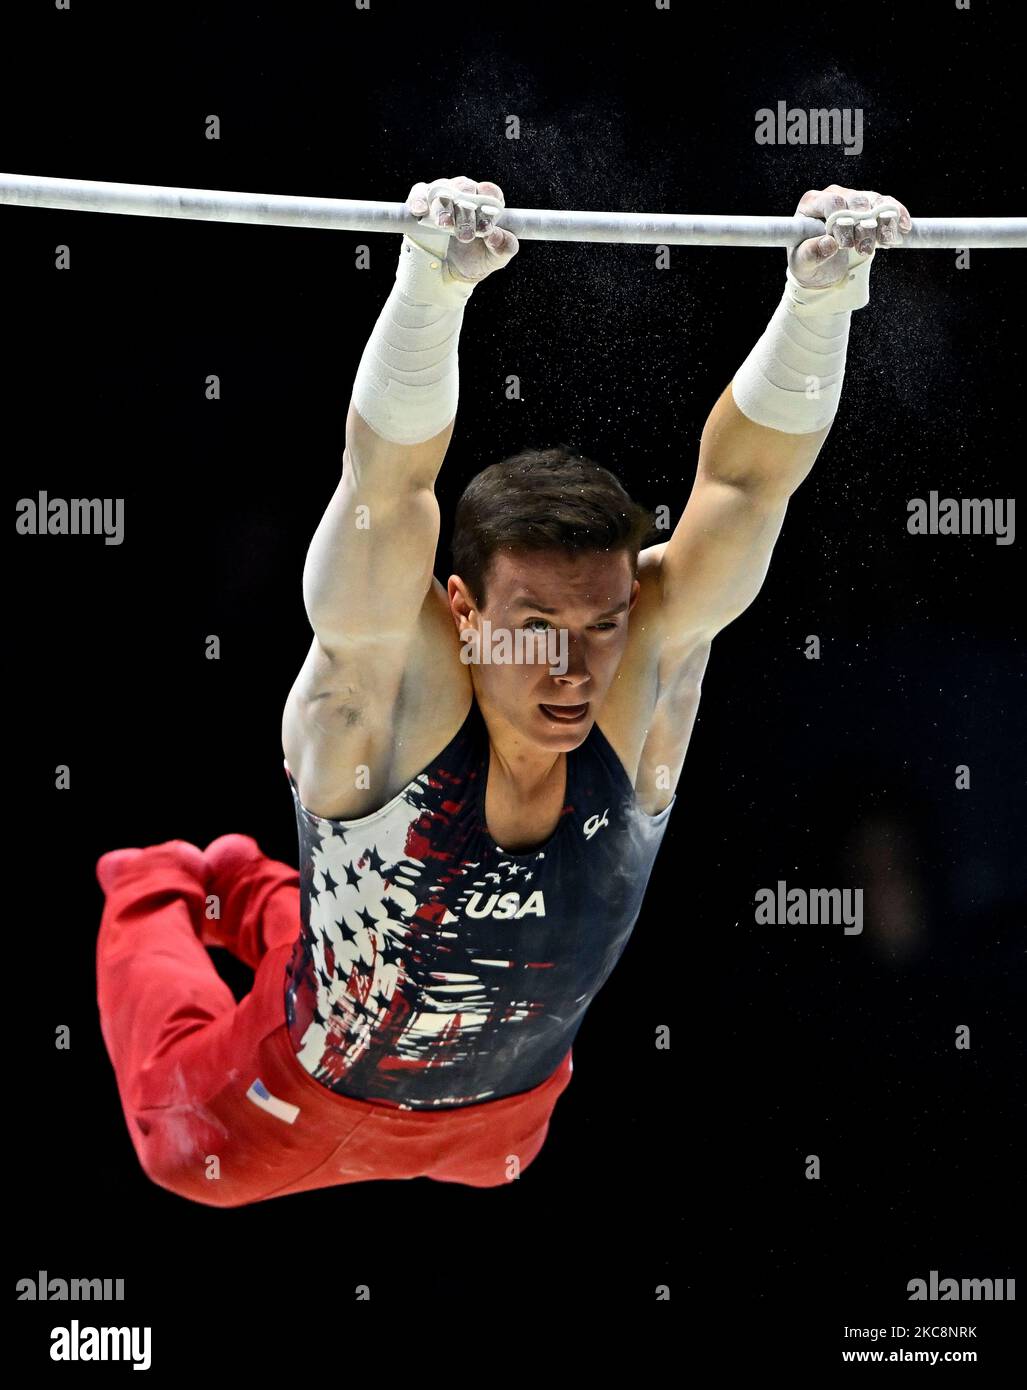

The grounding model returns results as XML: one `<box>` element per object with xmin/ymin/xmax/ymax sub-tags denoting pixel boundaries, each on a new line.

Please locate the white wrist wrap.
<box><xmin>351</xmin><ymin>233</ymin><xmax>476</xmax><ymax>445</ymax></box>
<box><xmin>731</xmin><ymin>250</ymin><xmax>873</xmax><ymax>434</ymax></box>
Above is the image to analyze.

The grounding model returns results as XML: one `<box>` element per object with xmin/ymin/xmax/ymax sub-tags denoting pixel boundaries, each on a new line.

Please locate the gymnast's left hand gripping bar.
<box><xmin>1</xmin><ymin>173</ymin><xmax>1026</xmax><ymax>248</ymax></box>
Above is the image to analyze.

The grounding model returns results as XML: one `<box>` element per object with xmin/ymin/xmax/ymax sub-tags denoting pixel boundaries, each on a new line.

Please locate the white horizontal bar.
<box><xmin>1</xmin><ymin>173</ymin><xmax>1025</xmax><ymax>248</ymax></box>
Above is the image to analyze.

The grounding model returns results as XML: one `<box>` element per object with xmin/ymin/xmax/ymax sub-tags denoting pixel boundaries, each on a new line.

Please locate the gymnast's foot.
<box><xmin>203</xmin><ymin>834</ymin><xmax>265</xmax><ymax>892</ymax></box>
<box><xmin>199</xmin><ymin>835</ymin><xmax>272</xmax><ymax>956</ymax></box>
<box><xmin>96</xmin><ymin>840</ymin><xmax>209</xmax><ymax>894</ymax></box>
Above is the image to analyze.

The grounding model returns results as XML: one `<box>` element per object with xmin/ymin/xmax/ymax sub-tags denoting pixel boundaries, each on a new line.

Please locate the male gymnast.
<box><xmin>96</xmin><ymin>173</ymin><xmax>911</xmax><ymax>1206</ymax></box>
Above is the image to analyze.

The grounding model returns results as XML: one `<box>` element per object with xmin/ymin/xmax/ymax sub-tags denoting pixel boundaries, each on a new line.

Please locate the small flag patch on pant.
<box><xmin>246</xmin><ymin>1078</ymin><xmax>300</xmax><ymax>1124</ymax></box>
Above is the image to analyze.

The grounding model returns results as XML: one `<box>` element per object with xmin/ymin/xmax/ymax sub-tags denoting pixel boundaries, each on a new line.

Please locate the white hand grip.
<box><xmin>420</xmin><ymin>179</ymin><xmax>502</xmax><ymax>237</ymax></box>
<box><xmin>825</xmin><ymin>200</ymin><xmax>902</xmax><ymax>242</ymax></box>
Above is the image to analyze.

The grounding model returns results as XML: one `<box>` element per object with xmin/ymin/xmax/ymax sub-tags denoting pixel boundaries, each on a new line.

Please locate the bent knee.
<box><xmin>133</xmin><ymin>1113</ymin><xmax>251</xmax><ymax>1209</ymax></box>
<box><xmin>139</xmin><ymin>1149</ymin><xmax>255</xmax><ymax>1209</ymax></box>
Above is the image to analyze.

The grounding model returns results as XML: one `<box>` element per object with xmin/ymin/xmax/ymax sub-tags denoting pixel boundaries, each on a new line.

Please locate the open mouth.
<box><xmin>539</xmin><ymin>701</ymin><xmax>589</xmax><ymax>723</ymax></box>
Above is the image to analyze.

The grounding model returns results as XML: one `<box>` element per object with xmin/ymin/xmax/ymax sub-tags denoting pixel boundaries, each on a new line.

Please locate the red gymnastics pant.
<box><xmin>95</xmin><ymin>838</ymin><xmax>574</xmax><ymax>1208</ymax></box>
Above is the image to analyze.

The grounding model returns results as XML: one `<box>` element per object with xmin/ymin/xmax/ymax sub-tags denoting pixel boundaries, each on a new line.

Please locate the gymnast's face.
<box><xmin>450</xmin><ymin>546</ymin><xmax>640</xmax><ymax>751</ymax></box>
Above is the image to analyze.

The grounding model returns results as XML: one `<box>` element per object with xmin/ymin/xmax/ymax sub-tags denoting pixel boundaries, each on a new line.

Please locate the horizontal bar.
<box><xmin>1</xmin><ymin>172</ymin><xmax>1025</xmax><ymax>248</ymax></box>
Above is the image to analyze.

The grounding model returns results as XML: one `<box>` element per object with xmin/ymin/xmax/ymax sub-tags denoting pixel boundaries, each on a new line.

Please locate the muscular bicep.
<box><xmin>282</xmin><ymin>575</ymin><xmax>465</xmax><ymax>816</ymax></box>
<box><xmin>652</xmin><ymin>472</ymin><xmax>789</xmax><ymax>647</ymax></box>
<box><xmin>283</xmin><ymin>437</ymin><xmax>446</xmax><ymax>805</ymax></box>
<box><xmin>302</xmin><ymin>450</ymin><xmax>442</xmax><ymax>659</ymax></box>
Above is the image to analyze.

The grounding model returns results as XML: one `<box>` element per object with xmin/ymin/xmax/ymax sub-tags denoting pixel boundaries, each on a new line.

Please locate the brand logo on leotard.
<box><xmin>583</xmin><ymin>809</ymin><xmax>609</xmax><ymax>840</ymax></box>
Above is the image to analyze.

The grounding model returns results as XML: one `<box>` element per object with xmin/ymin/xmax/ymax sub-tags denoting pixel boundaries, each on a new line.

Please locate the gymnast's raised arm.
<box><xmin>650</xmin><ymin>184</ymin><xmax>912</xmax><ymax>653</ymax></box>
<box><xmin>281</xmin><ymin>176</ymin><xmax>518</xmax><ymax>812</ymax></box>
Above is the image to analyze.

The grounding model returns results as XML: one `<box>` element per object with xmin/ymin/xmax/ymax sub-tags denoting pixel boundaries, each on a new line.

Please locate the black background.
<box><xmin>4</xmin><ymin>0</ymin><xmax>1023</xmax><ymax>1370</ymax></box>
